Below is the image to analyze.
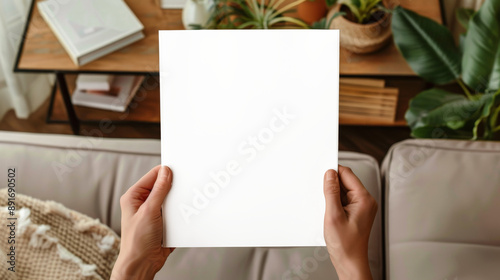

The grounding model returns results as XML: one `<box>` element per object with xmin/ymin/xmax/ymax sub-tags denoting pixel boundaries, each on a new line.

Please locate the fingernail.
<box><xmin>326</xmin><ymin>169</ymin><xmax>336</xmax><ymax>180</ymax></box>
<box><xmin>159</xmin><ymin>166</ymin><xmax>168</xmax><ymax>178</ymax></box>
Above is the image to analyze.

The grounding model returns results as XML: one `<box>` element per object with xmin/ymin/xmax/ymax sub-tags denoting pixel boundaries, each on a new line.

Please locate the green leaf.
<box><xmin>406</xmin><ymin>88</ymin><xmax>491</xmax><ymax>133</ymax></box>
<box><xmin>462</xmin><ymin>0</ymin><xmax>500</xmax><ymax>92</ymax></box>
<box><xmin>324</xmin><ymin>11</ymin><xmax>346</xmax><ymax>28</ymax></box>
<box><xmin>459</xmin><ymin>33</ymin><xmax>466</xmax><ymax>55</ymax></box>
<box><xmin>351</xmin><ymin>0</ymin><xmax>361</xmax><ymax>8</ymax></box>
<box><xmin>359</xmin><ymin>0</ymin><xmax>367</xmax><ymax>10</ymax></box>
<box><xmin>392</xmin><ymin>6</ymin><xmax>461</xmax><ymax>85</ymax></box>
<box><xmin>365</xmin><ymin>0</ymin><xmax>381</xmax><ymax>13</ymax></box>
<box><xmin>406</xmin><ymin>88</ymin><xmax>466</xmax><ymax>129</ymax></box>
<box><xmin>269</xmin><ymin>16</ymin><xmax>309</xmax><ymax>28</ymax></box>
<box><xmin>406</xmin><ymin>88</ymin><xmax>500</xmax><ymax>139</ymax></box>
<box><xmin>341</xmin><ymin>1</ymin><xmax>362</xmax><ymax>21</ymax></box>
<box><xmin>311</xmin><ymin>17</ymin><xmax>327</xmax><ymax>29</ymax></box>
<box><xmin>456</xmin><ymin>8</ymin><xmax>475</xmax><ymax>30</ymax></box>
<box><xmin>411</xmin><ymin>126</ymin><xmax>473</xmax><ymax>139</ymax></box>
<box><xmin>489</xmin><ymin>46</ymin><xmax>500</xmax><ymax>91</ymax></box>
<box><xmin>326</xmin><ymin>0</ymin><xmax>337</xmax><ymax>7</ymax></box>
<box><xmin>473</xmin><ymin>90</ymin><xmax>500</xmax><ymax>139</ymax></box>
<box><xmin>311</xmin><ymin>13</ymin><xmax>345</xmax><ymax>29</ymax></box>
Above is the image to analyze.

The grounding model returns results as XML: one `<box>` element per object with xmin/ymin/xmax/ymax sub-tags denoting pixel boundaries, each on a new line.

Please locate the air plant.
<box><xmin>193</xmin><ymin>0</ymin><xmax>310</xmax><ymax>29</ymax></box>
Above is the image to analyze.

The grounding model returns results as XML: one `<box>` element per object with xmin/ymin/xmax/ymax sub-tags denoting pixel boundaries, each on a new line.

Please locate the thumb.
<box><xmin>323</xmin><ymin>169</ymin><xmax>345</xmax><ymax>223</ymax></box>
<box><xmin>147</xmin><ymin>166</ymin><xmax>173</xmax><ymax>209</ymax></box>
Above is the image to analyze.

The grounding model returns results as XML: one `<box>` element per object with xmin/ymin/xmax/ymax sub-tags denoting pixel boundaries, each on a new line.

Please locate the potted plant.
<box><xmin>391</xmin><ymin>0</ymin><xmax>500</xmax><ymax>140</ymax></box>
<box><xmin>326</xmin><ymin>0</ymin><xmax>393</xmax><ymax>53</ymax></box>
<box><xmin>191</xmin><ymin>0</ymin><xmax>309</xmax><ymax>29</ymax></box>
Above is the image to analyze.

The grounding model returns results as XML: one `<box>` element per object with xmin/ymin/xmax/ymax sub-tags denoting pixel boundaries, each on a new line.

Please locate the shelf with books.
<box><xmin>47</xmin><ymin>75</ymin><xmax>424</xmax><ymax>127</ymax></box>
<box><xmin>15</xmin><ymin>0</ymin><xmax>443</xmax><ymax>133</ymax></box>
<box><xmin>48</xmin><ymin>74</ymin><xmax>160</xmax><ymax>124</ymax></box>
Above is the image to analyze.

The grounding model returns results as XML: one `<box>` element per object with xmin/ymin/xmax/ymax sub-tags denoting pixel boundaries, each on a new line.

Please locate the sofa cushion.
<box><xmin>382</xmin><ymin>139</ymin><xmax>500</xmax><ymax>280</ymax></box>
<box><xmin>0</xmin><ymin>130</ymin><xmax>160</xmax><ymax>235</ymax></box>
<box><xmin>160</xmin><ymin>153</ymin><xmax>383</xmax><ymax>280</ymax></box>
<box><xmin>0</xmin><ymin>131</ymin><xmax>382</xmax><ymax>280</ymax></box>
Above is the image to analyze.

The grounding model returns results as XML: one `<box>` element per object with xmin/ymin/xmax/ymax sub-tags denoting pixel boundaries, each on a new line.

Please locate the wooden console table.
<box><xmin>14</xmin><ymin>0</ymin><xmax>443</xmax><ymax>135</ymax></box>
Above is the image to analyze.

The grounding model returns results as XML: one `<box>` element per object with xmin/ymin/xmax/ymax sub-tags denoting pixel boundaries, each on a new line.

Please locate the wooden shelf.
<box><xmin>17</xmin><ymin>0</ymin><xmax>183</xmax><ymax>73</ymax></box>
<box><xmin>17</xmin><ymin>0</ymin><xmax>442</xmax><ymax>127</ymax></box>
<box><xmin>48</xmin><ymin>75</ymin><xmax>425</xmax><ymax>126</ymax></box>
<box><xmin>49</xmin><ymin>74</ymin><xmax>160</xmax><ymax>123</ymax></box>
<box><xmin>338</xmin><ymin>78</ymin><xmax>427</xmax><ymax>126</ymax></box>
<box><xmin>17</xmin><ymin>0</ymin><xmax>442</xmax><ymax>76</ymax></box>
<box><xmin>339</xmin><ymin>0</ymin><xmax>443</xmax><ymax>76</ymax></box>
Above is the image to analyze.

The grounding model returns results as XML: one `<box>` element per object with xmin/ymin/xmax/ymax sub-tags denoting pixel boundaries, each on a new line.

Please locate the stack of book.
<box><xmin>38</xmin><ymin>0</ymin><xmax>144</xmax><ymax>66</ymax></box>
<box><xmin>339</xmin><ymin>78</ymin><xmax>399</xmax><ymax>124</ymax></box>
<box><xmin>72</xmin><ymin>74</ymin><xmax>144</xmax><ymax>112</ymax></box>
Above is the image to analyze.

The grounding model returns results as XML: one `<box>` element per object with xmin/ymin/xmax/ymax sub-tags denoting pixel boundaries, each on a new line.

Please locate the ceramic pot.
<box><xmin>182</xmin><ymin>0</ymin><xmax>213</xmax><ymax>29</ymax></box>
<box><xmin>297</xmin><ymin>0</ymin><xmax>328</xmax><ymax>25</ymax></box>
<box><xmin>327</xmin><ymin>0</ymin><xmax>392</xmax><ymax>54</ymax></box>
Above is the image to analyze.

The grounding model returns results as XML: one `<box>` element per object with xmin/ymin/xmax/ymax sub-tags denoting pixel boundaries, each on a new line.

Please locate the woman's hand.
<box><xmin>111</xmin><ymin>165</ymin><xmax>175</xmax><ymax>280</ymax></box>
<box><xmin>323</xmin><ymin>166</ymin><xmax>378</xmax><ymax>280</ymax></box>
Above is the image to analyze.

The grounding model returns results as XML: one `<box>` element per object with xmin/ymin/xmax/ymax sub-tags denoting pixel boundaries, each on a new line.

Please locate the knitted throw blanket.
<box><xmin>0</xmin><ymin>189</ymin><xmax>120</xmax><ymax>280</ymax></box>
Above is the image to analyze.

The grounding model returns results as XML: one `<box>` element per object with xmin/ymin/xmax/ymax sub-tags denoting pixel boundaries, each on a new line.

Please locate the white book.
<box><xmin>72</xmin><ymin>75</ymin><xmax>144</xmax><ymax>112</ymax></box>
<box><xmin>38</xmin><ymin>0</ymin><xmax>144</xmax><ymax>66</ymax></box>
<box><xmin>160</xmin><ymin>30</ymin><xmax>340</xmax><ymax>247</ymax></box>
<box><xmin>76</xmin><ymin>74</ymin><xmax>114</xmax><ymax>91</ymax></box>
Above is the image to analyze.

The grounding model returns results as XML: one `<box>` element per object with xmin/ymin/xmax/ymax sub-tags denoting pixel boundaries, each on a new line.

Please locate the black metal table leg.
<box><xmin>56</xmin><ymin>72</ymin><xmax>80</xmax><ymax>135</ymax></box>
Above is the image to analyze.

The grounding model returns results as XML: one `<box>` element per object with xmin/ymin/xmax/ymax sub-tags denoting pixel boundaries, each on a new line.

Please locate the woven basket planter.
<box><xmin>328</xmin><ymin>1</ymin><xmax>392</xmax><ymax>54</ymax></box>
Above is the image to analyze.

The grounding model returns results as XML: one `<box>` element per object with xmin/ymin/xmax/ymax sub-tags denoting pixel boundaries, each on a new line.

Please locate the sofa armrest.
<box><xmin>382</xmin><ymin>139</ymin><xmax>500</xmax><ymax>280</ymax></box>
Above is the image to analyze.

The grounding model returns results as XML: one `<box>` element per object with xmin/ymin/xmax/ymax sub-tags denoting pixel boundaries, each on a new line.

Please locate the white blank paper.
<box><xmin>160</xmin><ymin>30</ymin><xmax>339</xmax><ymax>247</ymax></box>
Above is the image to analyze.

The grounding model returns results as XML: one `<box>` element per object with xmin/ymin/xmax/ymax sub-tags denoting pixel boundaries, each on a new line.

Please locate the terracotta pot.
<box><xmin>327</xmin><ymin>0</ymin><xmax>392</xmax><ymax>54</ymax></box>
<box><xmin>297</xmin><ymin>0</ymin><xmax>328</xmax><ymax>25</ymax></box>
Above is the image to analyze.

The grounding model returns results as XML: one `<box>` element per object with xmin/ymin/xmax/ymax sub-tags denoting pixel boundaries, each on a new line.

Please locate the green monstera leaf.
<box><xmin>456</xmin><ymin>8</ymin><xmax>475</xmax><ymax>30</ymax></box>
<box><xmin>405</xmin><ymin>88</ymin><xmax>496</xmax><ymax>139</ymax></box>
<box><xmin>392</xmin><ymin>6</ymin><xmax>461</xmax><ymax>85</ymax></box>
<box><xmin>397</xmin><ymin>2</ymin><xmax>500</xmax><ymax>140</ymax></box>
<box><xmin>462</xmin><ymin>0</ymin><xmax>500</xmax><ymax>92</ymax></box>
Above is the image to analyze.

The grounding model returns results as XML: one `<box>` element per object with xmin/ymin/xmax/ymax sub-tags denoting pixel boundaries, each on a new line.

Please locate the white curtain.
<box><xmin>0</xmin><ymin>0</ymin><xmax>54</xmax><ymax>120</ymax></box>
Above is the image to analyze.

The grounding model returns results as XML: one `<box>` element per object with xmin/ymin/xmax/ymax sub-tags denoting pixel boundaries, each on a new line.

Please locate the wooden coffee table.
<box><xmin>14</xmin><ymin>0</ymin><xmax>443</xmax><ymax>135</ymax></box>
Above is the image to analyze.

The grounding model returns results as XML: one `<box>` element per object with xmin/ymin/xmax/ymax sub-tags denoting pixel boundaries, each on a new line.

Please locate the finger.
<box><xmin>323</xmin><ymin>169</ymin><xmax>346</xmax><ymax>223</ymax></box>
<box><xmin>146</xmin><ymin>166</ymin><xmax>173</xmax><ymax>209</ymax></box>
<box><xmin>338</xmin><ymin>165</ymin><xmax>367</xmax><ymax>194</ymax></box>
<box><xmin>121</xmin><ymin>166</ymin><xmax>162</xmax><ymax>215</ymax></box>
<box><xmin>162</xmin><ymin>247</ymin><xmax>175</xmax><ymax>256</ymax></box>
<box><xmin>125</xmin><ymin>165</ymin><xmax>162</xmax><ymax>198</ymax></box>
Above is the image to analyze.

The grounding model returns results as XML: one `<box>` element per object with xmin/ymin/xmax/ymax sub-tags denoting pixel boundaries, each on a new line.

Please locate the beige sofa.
<box><xmin>0</xmin><ymin>131</ymin><xmax>498</xmax><ymax>279</ymax></box>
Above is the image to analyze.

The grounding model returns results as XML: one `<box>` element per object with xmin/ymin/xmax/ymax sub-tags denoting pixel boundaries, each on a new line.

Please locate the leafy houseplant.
<box><xmin>327</xmin><ymin>0</ymin><xmax>392</xmax><ymax>53</ymax></box>
<box><xmin>391</xmin><ymin>1</ymin><xmax>500</xmax><ymax>140</ymax></box>
<box><xmin>194</xmin><ymin>0</ymin><xmax>309</xmax><ymax>29</ymax></box>
<box><xmin>338</xmin><ymin>0</ymin><xmax>385</xmax><ymax>24</ymax></box>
